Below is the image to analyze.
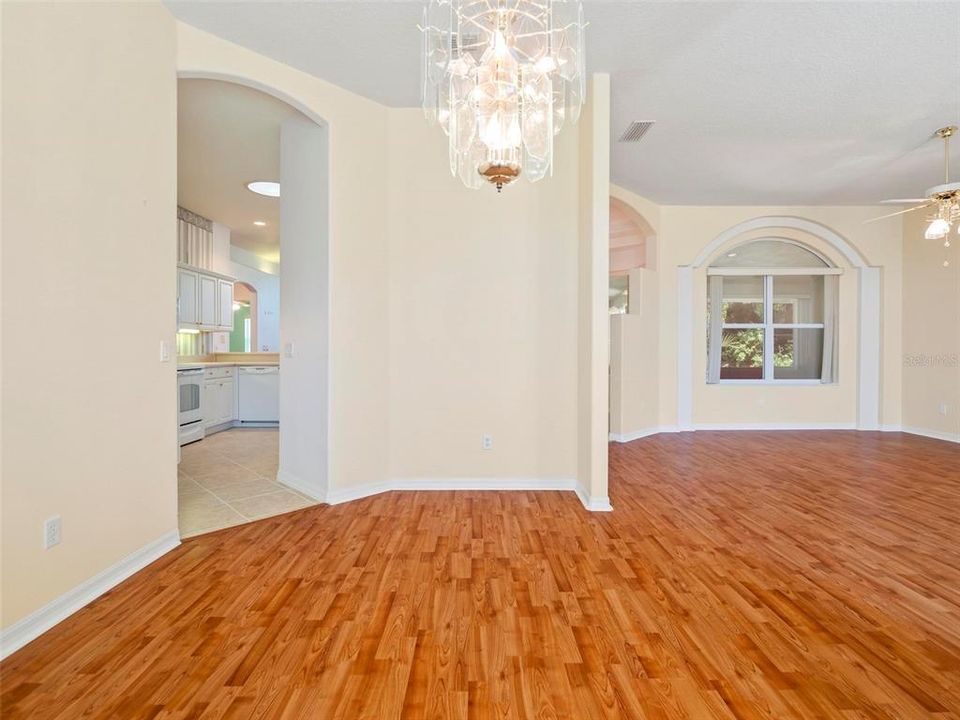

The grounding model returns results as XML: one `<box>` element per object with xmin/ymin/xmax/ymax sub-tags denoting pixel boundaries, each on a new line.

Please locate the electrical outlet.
<box><xmin>482</xmin><ymin>434</ymin><xmax>493</xmax><ymax>450</ymax></box>
<box><xmin>939</xmin><ymin>402</ymin><xmax>949</xmax><ymax>416</ymax></box>
<box><xmin>44</xmin><ymin>516</ymin><xmax>61</xmax><ymax>549</ymax></box>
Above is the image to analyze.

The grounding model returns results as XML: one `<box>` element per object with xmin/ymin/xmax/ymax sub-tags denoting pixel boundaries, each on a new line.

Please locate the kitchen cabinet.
<box><xmin>217</xmin><ymin>279</ymin><xmax>234</xmax><ymax>331</ymax></box>
<box><xmin>203</xmin><ymin>367</ymin><xmax>237</xmax><ymax>430</ymax></box>
<box><xmin>177</xmin><ymin>268</ymin><xmax>199</xmax><ymax>326</ymax></box>
<box><xmin>199</xmin><ymin>274</ymin><xmax>218</xmax><ymax>328</ymax></box>
<box><xmin>177</xmin><ymin>264</ymin><xmax>234</xmax><ymax>332</ymax></box>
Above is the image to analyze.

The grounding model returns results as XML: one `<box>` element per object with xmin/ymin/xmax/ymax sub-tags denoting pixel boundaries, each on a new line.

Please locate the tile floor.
<box><xmin>177</xmin><ymin>428</ymin><xmax>315</xmax><ymax>537</ymax></box>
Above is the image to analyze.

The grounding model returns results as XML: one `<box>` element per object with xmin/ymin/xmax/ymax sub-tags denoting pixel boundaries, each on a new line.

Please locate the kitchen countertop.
<box><xmin>177</xmin><ymin>361</ymin><xmax>280</xmax><ymax>370</ymax></box>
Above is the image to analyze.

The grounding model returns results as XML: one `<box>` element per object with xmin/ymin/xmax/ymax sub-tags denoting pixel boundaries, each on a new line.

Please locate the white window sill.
<box><xmin>710</xmin><ymin>380</ymin><xmax>835</xmax><ymax>386</ymax></box>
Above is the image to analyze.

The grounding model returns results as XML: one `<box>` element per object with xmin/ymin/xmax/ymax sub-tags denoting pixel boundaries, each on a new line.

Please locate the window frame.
<box><xmin>709</xmin><ymin>268</ymin><xmax>840</xmax><ymax>385</ymax></box>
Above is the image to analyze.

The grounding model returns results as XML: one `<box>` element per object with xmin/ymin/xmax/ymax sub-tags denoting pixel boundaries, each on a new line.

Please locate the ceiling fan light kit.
<box><xmin>924</xmin><ymin>217</ymin><xmax>950</xmax><ymax>240</ymax></box>
<box><xmin>870</xmin><ymin>126</ymin><xmax>958</xmax><ymax>266</ymax></box>
<box><xmin>924</xmin><ymin>127</ymin><xmax>959</xmax><ymax>265</ymax></box>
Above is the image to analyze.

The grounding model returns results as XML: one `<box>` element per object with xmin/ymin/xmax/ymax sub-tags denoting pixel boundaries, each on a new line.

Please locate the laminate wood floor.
<box><xmin>2</xmin><ymin>432</ymin><xmax>959</xmax><ymax>719</ymax></box>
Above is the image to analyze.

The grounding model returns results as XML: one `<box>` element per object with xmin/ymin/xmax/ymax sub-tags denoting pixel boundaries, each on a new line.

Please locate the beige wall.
<box><xmin>608</xmin><ymin>195</ymin><xmax>904</xmax><ymax>432</ymax></box>
<box><xmin>901</xmin><ymin>209</ymin><xmax>960</xmax><ymax>439</ymax></box>
<box><xmin>1</xmin><ymin>3</ymin><xmax>178</xmax><ymax>628</ymax></box>
<box><xmin>385</xmin><ymin>110</ymin><xmax>579</xmax><ymax>482</ymax></box>
<box><xmin>177</xmin><ymin>25</ymin><xmax>601</xmax><ymax>491</ymax></box>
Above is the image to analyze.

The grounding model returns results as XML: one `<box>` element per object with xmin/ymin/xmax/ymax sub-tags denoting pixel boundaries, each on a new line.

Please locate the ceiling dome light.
<box><xmin>421</xmin><ymin>0</ymin><xmax>586</xmax><ymax>192</ymax></box>
<box><xmin>925</xmin><ymin>218</ymin><xmax>950</xmax><ymax>240</ymax></box>
<box><xmin>247</xmin><ymin>181</ymin><xmax>280</xmax><ymax>198</ymax></box>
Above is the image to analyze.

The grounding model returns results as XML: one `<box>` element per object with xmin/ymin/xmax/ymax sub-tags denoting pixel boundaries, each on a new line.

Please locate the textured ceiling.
<box><xmin>167</xmin><ymin>1</ymin><xmax>960</xmax><ymax>205</ymax></box>
<box><xmin>178</xmin><ymin>79</ymin><xmax>301</xmax><ymax>262</ymax></box>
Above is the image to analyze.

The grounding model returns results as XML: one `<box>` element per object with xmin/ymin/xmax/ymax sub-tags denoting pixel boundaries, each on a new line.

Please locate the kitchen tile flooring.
<box><xmin>177</xmin><ymin>428</ymin><xmax>315</xmax><ymax>537</ymax></box>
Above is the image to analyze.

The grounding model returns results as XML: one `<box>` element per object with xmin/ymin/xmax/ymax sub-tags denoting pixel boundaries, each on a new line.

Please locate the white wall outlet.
<box><xmin>44</xmin><ymin>516</ymin><xmax>61</xmax><ymax>549</ymax></box>
<box><xmin>284</xmin><ymin>341</ymin><xmax>295</xmax><ymax>358</ymax></box>
<box><xmin>159</xmin><ymin>340</ymin><xmax>171</xmax><ymax>362</ymax></box>
<box><xmin>939</xmin><ymin>402</ymin><xmax>949</xmax><ymax>416</ymax></box>
<box><xmin>482</xmin><ymin>434</ymin><xmax>493</xmax><ymax>450</ymax></box>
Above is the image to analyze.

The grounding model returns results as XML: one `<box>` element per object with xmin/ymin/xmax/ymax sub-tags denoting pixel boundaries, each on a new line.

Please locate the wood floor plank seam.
<box><xmin>1</xmin><ymin>431</ymin><xmax>959</xmax><ymax>718</ymax></box>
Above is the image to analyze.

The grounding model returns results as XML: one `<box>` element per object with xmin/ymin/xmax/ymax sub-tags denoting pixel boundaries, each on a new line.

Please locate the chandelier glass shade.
<box><xmin>421</xmin><ymin>0</ymin><xmax>586</xmax><ymax>191</ymax></box>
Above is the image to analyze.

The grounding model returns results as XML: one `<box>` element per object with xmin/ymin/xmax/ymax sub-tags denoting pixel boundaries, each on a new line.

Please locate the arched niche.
<box><xmin>610</xmin><ymin>196</ymin><xmax>655</xmax><ymax>273</ymax></box>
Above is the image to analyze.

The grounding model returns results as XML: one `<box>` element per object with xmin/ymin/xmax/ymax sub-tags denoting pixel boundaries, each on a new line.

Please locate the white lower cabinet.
<box><xmin>218</xmin><ymin>379</ymin><xmax>235</xmax><ymax>425</ymax></box>
<box><xmin>203</xmin><ymin>368</ymin><xmax>237</xmax><ymax>430</ymax></box>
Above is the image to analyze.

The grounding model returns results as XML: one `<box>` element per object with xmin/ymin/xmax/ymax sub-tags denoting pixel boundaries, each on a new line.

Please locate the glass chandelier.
<box><xmin>421</xmin><ymin>0</ymin><xmax>586</xmax><ymax>191</ymax></box>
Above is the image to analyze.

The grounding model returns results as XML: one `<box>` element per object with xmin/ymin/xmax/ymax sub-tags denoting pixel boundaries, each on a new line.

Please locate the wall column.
<box><xmin>577</xmin><ymin>74</ymin><xmax>612</xmax><ymax>511</ymax></box>
<box><xmin>857</xmin><ymin>266</ymin><xmax>882</xmax><ymax>430</ymax></box>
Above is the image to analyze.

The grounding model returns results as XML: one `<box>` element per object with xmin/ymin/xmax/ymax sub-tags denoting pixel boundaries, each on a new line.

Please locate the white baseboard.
<box><xmin>276</xmin><ymin>468</ymin><xmax>326</xmax><ymax>502</ymax></box>
<box><xmin>0</xmin><ymin>529</ymin><xmax>180</xmax><ymax>661</ymax></box>
<box><xmin>609</xmin><ymin>422</ymin><xmax>919</xmax><ymax>442</ymax></box>
<box><xmin>391</xmin><ymin>477</ymin><xmax>576</xmax><ymax>492</ymax></box>
<box><xmin>610</xmin><ymin>423</ymin><xmax>960</xmax><ymax>445</ymax></box>
<box><xmin>574</xmin><ymin>482</ymin><xmax>613</xmax><ymax>511</ymax></box>
<box><xmin>901</xmin><ymin>426</ymin><xmax>960</xmax><ymax>444</ymax></box>
<box><xmin>323</xmin><ymin>480</ymin><xmax>393</xmax><ymax>505</ymax></box>
<box><xmin>318</xmin><ymin>477</ymin><xmax>610</xmax><ymax>513</ymax></box>
<box><xmin>694</xmin><ymin>422</ymin><xmax>857</xmax><ymax>431</ymax></box>
<box><xmin>609</xmin><ymin>426</ymin><xmax>679</xmax><ymax>443</ymax></box>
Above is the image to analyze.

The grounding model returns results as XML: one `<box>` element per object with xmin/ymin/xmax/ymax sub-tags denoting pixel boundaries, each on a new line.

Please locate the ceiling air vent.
<box><xmin>619</xmin><ymin>121</ymin><xmax>655</xmax><ymax>143</ymax></box>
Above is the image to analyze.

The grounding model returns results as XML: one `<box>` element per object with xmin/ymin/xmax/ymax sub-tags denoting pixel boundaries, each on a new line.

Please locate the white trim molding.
<box><xmin>575</xmin><ymin>483</ymin><xmax>614</xmax><ymax>512</ymax></box>
<box><xmin>276</xmin><ymin>469</ymin><xmax>326</xmax><ymax>502</ymax></box>
<box><xmin>707</xmin><ymin>267</ymin><xmax>843</xmax><ymax>276</ymax></box>
<box><xmin>609</xmin><ymin>424</ymin><xmax>960</xmax><ymax>442</ymax></box>
<box><xmin>676</xmin><ymin>266</ymin><xmax>694</xmax><ymax>431</ymax></box>
<box><xmin>316</xmin><ymin>478</ymin><xmax>612</xmax><ymax>513</ymax></box>
<box><xmin>693</xmin><ymin>422</ymin><xmax>856</xmax><ymax>431</ymax></box>
<box><xmin>857</xmin><ymin>266</ymin><xmax>882</xmax><ymax>430</ymax></box>
<box><xmin>609</xmin><ymin>426</ymin><xmax>680</xmax><ymax>443</ymax></box>
<box><xmin>691</xmin><ymin>217</ymin><xmax>869</xmax><ymax>269</ymax></box>
<box><xmin>902</xmin><ymin>426</ymin><xmax>960</xmax><ymax>444</ymax></box>
<box><xmin>0</xmin><ymin>530</ymin><xmax>180</xmax><ymax>661</ymax></box>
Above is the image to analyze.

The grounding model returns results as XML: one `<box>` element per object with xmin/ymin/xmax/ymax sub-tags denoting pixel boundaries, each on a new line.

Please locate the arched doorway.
<box><xmin>230</xmin><ymin>281</ymin><xmax>258</xmax><ymax>352</ymax></box>
<box><xmin>176</xmin><ymin>72</ymin><xmax>331</xmax><ymax>537</ymax></box>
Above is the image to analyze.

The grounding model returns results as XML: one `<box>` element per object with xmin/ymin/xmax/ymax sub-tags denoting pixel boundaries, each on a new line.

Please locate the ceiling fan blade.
<box><xmin>863</xmin><ymin>202</ymin><xmax>934</xmax><ymax>223</ymax></box>
<box><xmin>879</xmin><ymin>198</ymin><xmax>929</xmax><ymax>204</ymax></box>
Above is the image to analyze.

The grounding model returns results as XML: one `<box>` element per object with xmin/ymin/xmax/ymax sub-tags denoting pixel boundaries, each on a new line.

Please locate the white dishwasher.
<box><xmin>238</xmin><ymin>366</ymin><xmax>279</xmax><ymax>423</ymax></box>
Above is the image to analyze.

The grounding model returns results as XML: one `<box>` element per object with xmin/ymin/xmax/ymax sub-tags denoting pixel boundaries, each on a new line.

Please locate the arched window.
<box><xmin>707</xmin><ymin>239</ymin><xmax>840</xmax><ymax>383</ymax></box>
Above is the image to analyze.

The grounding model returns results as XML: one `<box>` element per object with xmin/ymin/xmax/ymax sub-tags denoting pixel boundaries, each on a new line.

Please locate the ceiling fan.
<box><xmin>867</xmin><ymin>126</ymin><xmax>959</xmax><ymax>248</ymax></box>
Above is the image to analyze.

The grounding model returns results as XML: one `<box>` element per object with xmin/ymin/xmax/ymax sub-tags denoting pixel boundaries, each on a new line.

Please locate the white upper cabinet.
<box><xmin>177</xmin><ymin>264</ymin><xmax>234</xmax><ymax>332</ymax></box>
<box><xmin>217</xmin><ymin>279</ymin><xmax>234</xmax><ymax>331</ymax></box>
<box><xmin>177</xmin><ymin>268</ymin><xmax>199</xmax><ymax>326</ymax></box>
<box><xmin>198</xmin><ymin>274</ymin><xmax>217</xmax><ymax>328</ymax></box>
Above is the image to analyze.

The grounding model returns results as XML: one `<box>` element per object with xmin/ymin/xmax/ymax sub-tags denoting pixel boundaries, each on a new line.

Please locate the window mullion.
<box><xmin>764</xmin><ymin>275</ymin><xmax>774</xmax><ymax>380</ymax></box>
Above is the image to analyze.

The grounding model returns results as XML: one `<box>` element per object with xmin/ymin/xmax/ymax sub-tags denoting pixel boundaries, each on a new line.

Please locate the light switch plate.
<box><xmin>284</xmin><ymin>342</ymin><xmax>295</xmax><ymax>358</ymax></box>
<box><xmin>160</xmin><ymin>340</ymin><xmax>171</xmax><ymax>362</ymax></box>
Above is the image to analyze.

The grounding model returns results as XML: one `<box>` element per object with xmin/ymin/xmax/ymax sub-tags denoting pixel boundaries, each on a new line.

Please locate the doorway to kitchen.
<box><xmin>175</xmin><ymin>76</ymin><xmax>329</xmax><ymax>537</ymax></box>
